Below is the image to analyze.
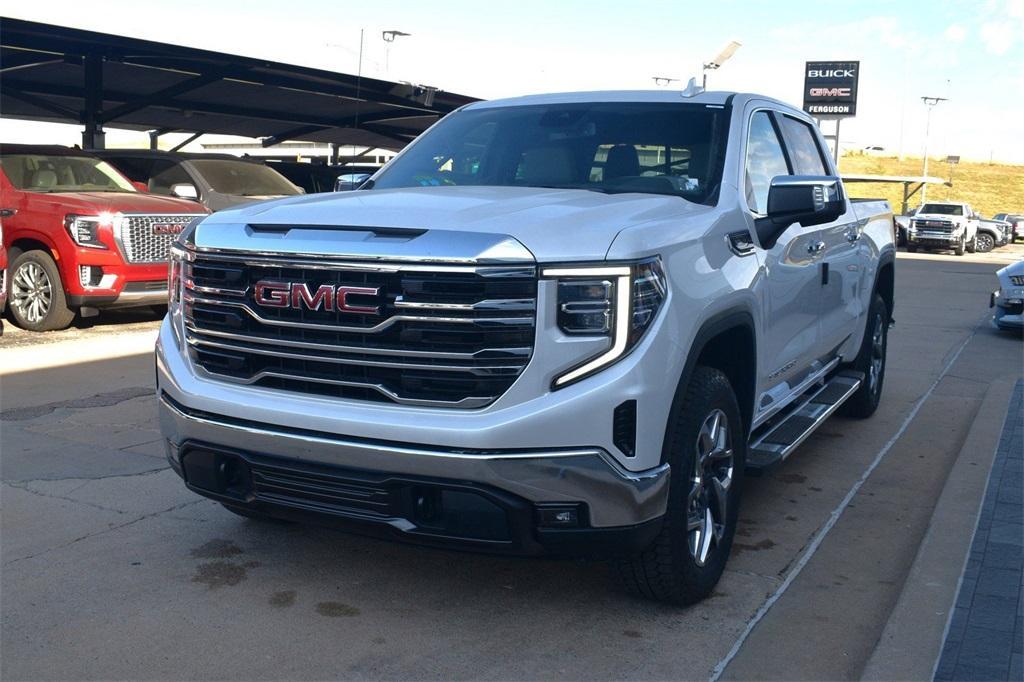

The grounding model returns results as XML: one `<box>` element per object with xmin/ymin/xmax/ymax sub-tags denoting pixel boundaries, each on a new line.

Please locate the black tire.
<box><xmin>954</xmin><ymin>236</ymin><xmax>966</xmax><ymax>256</ymax></box>
<box><xmin>220</xmin><ymin>503</ymin><xmax>294</xmax><ymax>524</ymax></box>
<box><xmin>906</xmin><ymin>244</ymin><xmax>918</xmax><ymax>253</ymax></box>
<box><xmin>841</xmin><ymin>293</ymin><xmax>889</xmax><ymax>419</ymax></box>
<box><xmin>975</xmin><ymin>232</ymin><xmax>995</xmax><ymax>253</ymax></box>
<box><xmin>613</xmin><ymin>366</ymin><xmax>745</xmax><ymax>605</ymax></box>
<box><xmin>967</xmin><ymin>235</ymin><xmax>977</xmax><ymax>253</ymax></box>
<box><xmin>7</xmin><ymin>250</ymin><xmax>75</xmax><ymax>332</ymax></box>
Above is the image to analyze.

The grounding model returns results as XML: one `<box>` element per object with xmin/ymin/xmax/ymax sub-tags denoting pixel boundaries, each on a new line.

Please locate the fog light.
<box><xmin>78</xmin><ymin>265</ymin><xmax>102</xmax><ymax>287</ymax></box>
<box><xmin>537</xmin><ymin>504</ymin><xmax>583</xmax><ymax>528</ymax></box>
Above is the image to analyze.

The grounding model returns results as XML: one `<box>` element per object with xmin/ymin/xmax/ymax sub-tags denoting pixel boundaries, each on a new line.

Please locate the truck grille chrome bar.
<box><xmin>183</xmin><ymin>251</ymin><xmax>537</xmax><ymax>408</ymax></box>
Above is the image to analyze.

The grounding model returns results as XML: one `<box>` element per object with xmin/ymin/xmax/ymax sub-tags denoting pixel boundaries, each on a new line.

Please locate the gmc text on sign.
<box><xmin>803</xmin><ymin>61</ymin><xmax>859</xmax><ymax>117</ymax></box>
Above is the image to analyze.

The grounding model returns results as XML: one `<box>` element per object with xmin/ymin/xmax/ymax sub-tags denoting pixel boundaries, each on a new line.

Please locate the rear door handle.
<box><xmin>807</xmin><ymin>240</ymin><xmax>826</xmax><ymax>254</ymax></box>
<box><xmin>0</xmin><ymin>208</ymin><xmax>15</xmax><ymax>218</ymax></box>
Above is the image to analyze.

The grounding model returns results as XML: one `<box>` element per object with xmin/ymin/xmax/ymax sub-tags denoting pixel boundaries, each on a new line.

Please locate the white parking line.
<box><xmin>709</xmin><ymin>319</ymin><xmax>980</xmax><ymax>681</ymax></box>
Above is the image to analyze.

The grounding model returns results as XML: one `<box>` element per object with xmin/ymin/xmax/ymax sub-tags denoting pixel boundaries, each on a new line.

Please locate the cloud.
<box><xmin>944</xmin><ymin>24</ymin><xmax>967</xmax><ymax>42</ymax></box>
<box><xmin>980</xmin><ymin>22</ymin><xmax>1014</xmax><ymax>54</ymax></box>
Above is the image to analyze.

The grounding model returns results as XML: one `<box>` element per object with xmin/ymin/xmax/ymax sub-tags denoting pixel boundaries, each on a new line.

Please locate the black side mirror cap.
<box><xmin>755</xmin><ymin>175</ymin><xmax>845</xmax><ymax>248</ymax></box>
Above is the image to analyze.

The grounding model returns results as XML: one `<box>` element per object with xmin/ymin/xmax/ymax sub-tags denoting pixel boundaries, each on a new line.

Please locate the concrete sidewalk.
<box><xmin>935</xmin><ymin>380</ymin><xmax>1023</xmax><ymax>681</ymax></box>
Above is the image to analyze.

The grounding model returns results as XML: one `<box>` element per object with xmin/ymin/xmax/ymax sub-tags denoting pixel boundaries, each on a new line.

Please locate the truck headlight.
<box><xmin>167</xmin><ymin>216</ymin><xmax>205</xmax><ymax>346</ymax></box>
<box><xmin>543</xmin><ymin>257</ymin><xmax>666</xmax><ymax>388</ymax></box>
<box><xmin>64</xmin><ymin>214</ymin><xmax>112</xmax><ymax>249</ymax></box>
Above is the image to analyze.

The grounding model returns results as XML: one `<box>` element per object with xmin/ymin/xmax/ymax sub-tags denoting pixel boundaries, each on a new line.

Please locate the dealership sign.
<box><xmin>803</xmin><ymin>61</ymin><xmax>859</xmax><ymax>116</ymax></box>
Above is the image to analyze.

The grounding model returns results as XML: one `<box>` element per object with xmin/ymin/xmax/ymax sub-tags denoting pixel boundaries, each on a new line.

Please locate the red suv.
<box><xmin>0</xmin><ymin>145</ymin><xmax>208</xmax><ymax>331</ymax></box>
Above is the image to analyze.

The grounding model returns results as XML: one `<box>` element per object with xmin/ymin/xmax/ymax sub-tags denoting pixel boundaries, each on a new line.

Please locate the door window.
<box><xmin>778</xmin><ymin>115</ymin><xmax>829</xmax><ymax>176</ymax></box>
<box><xmin>744</xmin><ymin>111</ymin><xmax>790</xmax><ymax>214</ymax></box>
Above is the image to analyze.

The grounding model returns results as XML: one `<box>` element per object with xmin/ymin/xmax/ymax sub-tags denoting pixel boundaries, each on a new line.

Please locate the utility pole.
<box><xmin>920</xmin><ymin>96</ymin><xmax>948</xmax><ymax>204</ymax></box>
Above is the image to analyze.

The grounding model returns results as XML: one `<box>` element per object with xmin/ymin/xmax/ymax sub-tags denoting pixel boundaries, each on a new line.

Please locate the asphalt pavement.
<box><xmin>1</xmin><ymin>247</ymin><xmax>1021</xmax><ymax>680</ymax></box>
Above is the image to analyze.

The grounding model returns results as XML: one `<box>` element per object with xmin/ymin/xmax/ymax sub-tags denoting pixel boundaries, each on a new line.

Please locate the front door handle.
<box><xmin>846</xmin><ymin>231</ymin><xmax>860</xmax><ymax>243</ymax></box>
<box><xmin>0</xmin><ymin>208</ymin><xmax>15</xmax><ymax>218</ymax></box>
<box><xmin>807</xmin><ymin>240</ymin><xmax>826</xmax><ymax>254</ymax></box>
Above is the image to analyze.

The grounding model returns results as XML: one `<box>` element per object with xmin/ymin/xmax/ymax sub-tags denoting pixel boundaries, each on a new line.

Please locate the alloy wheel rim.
<box><xmin>688</xmin><ymin>408</ymin><xmax>734</xmax><ymax>567</ymax></box>
<box><xmin>868</xmin><ymin>312</ymin><xmax>885</xmax><ymax>395</ymax></box>
<box><xmin>11</xmin><ymin>262</ymin><xmax>52</xmax><ymax>324</ymax></box>
<box><xmin>977</xmin><ymin>234</ymin><xmax>993</xmax><ymax>251</ymax></box>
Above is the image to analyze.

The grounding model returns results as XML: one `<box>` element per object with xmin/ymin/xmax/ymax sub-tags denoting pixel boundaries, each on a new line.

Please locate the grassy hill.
<box><xmin>838</xmin><ymin>153</ymin><xmax>1024</xmax><ymax>218</ymax></box>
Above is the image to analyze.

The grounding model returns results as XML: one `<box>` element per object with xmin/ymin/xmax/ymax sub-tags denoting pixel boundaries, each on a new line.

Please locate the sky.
<box><xmin>3</xmin><ymin>0</ymin><xmax>1023</xmax><ymax>163</ymax></box>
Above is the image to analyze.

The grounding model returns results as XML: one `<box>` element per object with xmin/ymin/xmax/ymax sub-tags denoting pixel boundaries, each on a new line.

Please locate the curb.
<box><xmin>862</xmin><ymin>377</ymin><xmax>1015</xmax><ymax>681</ymax></box>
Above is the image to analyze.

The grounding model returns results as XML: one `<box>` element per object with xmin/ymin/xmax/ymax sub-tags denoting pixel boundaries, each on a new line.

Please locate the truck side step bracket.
<box><xmin>746</xmin><ymin>371</ymin><xmax>863</xmax><ymax>475</ymax></box>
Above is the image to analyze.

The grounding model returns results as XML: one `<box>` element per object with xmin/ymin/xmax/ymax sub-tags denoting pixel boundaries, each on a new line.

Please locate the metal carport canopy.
<box><xmin>0</xmin><ymin>17</ymin><xmax>479</xmax><ymax>150</ymax></box>
<box><xmin>841</xmin><ymin>174</ymin><xmax>952</xmax><ymax>215</ymax></box>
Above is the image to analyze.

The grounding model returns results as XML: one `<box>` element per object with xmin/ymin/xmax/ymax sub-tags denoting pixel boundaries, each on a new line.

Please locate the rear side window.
<box><xmin>744</xmin><ymin>111</ymin><xmax>790</xmax><ymax>214</ymax></box>
<box><xmin>103</xmin><ymin>156</ymin><xmax>154</xmax><ymax>184</ymax></box>
<box><xmin>778</xmin><ymin>115</ymin><xmax>829</xmax><ymax>176</ymax></box>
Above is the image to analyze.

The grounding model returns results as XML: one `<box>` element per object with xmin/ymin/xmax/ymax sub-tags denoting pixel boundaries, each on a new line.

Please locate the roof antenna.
<box><xmin>681</xmin><ymin>77</ymin><xmax>704</xmax><ymax>98</ymax></box>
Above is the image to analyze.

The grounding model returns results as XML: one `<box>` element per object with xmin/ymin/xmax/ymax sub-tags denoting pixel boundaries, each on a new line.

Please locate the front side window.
<box><xmin>777</xmin><ymin>115</ymin><xmax>829</xmax><ymax>176</ymax></box>
<box><xmin>0</xmin><ymin>154</ymin><xmax>136</xmax><ymax>193</ymax></box>
<box><xmin>744</xmin><ymin>112</ymin><xmax>790</xmax><ymax>214</ymax></box>
<box><xmin>371</xmin><ymin>102</ymin><xmax>730</xmax><ymax>205</ymax></box>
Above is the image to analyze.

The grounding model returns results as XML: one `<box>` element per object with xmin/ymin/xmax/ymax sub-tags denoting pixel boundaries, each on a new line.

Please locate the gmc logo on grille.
<box><xmin>151</xmin><ymin>223</ymin><xmax>186</xmax><ymax>235</ymax></box>
<box><xmin>254</xmin><ymin>280</ymin><xmax>381</xmax><ymax>315</ymax></box>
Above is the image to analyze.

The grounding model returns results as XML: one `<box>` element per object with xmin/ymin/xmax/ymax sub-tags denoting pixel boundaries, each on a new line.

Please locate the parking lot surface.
<box><xmin>2</xmin><ymin>248</ymin><xmax>1022</xmax><ymax>680</ymax></box>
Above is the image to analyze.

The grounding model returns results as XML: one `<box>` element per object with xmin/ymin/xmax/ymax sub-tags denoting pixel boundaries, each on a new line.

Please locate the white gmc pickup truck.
<box><xmin>157</xmin><ymin>90</ymin><xmax>895</xmax><ymax>605</ymax></box>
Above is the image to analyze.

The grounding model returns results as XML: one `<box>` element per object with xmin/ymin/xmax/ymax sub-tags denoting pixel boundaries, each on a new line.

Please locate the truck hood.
<box><xmin>30</xmin><ymin>191</ymin><xmax>207</xmax><ymax>216</ymax></box>
<box><xmin>195</xmin><ymin>185</ymin><xmax>709</xmax><ymax>261</ymax></box>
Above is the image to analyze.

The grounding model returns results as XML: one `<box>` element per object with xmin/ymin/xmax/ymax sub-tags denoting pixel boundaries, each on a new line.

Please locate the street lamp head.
<box><xmin>382</xmin><ymin>30</ymin><xmax>411</xmax><ymax>42</ymax></box>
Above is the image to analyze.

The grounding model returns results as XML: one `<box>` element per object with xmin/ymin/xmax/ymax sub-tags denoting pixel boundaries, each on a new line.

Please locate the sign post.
<box><xmin>803</xmin><ymin>60</ymin><xmax>859</xmax><ymax>162</ymax></box>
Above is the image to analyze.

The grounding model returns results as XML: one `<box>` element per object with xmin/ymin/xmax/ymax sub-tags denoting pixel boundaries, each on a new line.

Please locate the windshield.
<box><xmin>370</xmin><ymin>102</ymin><xmax>730</xmax><ymax>204</ymax></box>
<box><xmin>1</xmin><ymin>154</ymin><xmax>136</xmax><ymax>193</ymax></box>
<box><xmin>189</xmin><ymin>159</ymin><xmax>301</xmax><ymax>196</ymax></box>
<box><xmin>920</xmin><ymin>203</ymin><xmax>964</xmax><ymax>216</ymax></box>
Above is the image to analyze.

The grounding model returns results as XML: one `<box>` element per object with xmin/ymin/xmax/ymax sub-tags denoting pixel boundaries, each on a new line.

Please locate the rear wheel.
<box><xmin>8</xmin><ymin>250</ymin><xmax>75</xmax><ymax>332</ymax></box>
<box><xmin>842</xmin><ymin>293</ymin><xmax>888</xmax><ymax>418</ymax></box>
<box><xmin>613</xmin><ymin>366</ymin><xmax>744</xmax><ymax>605</ymax></box>
<box><xmin>975</xmin><ymin>232</ymin><xmax>995</xmax><ymax>253</ymax></box>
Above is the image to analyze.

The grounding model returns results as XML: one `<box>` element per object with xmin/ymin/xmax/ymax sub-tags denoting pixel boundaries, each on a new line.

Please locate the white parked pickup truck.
<box><xmin>157</xmin><ymin>89</ymin><xmax>895</xmax><ymax>605</ymax></box>
<box><xmin>907</xmin><ymin>201</ymin><xmax>979</xmax><ymax>255</ymax></box>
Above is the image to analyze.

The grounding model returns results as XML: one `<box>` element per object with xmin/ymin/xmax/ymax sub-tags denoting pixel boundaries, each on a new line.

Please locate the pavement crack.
<box><xmin>3</xmin><ymin>466</ymin><xmax>169</xmax><ymax>485</ymax></box>
<box><xmin>2</xmin><ymin>498</ymin><xmax>206</xmax><ymax>568</ymax></box>
<box><xmin>1</xmin><ymin>386</ymin><xmax>152</xmax><ymax>422</ymax></box>
<box><xmin>4</xmin><ymin>481</ymin><xmax>127</xmax><ymax>514</ymax></box>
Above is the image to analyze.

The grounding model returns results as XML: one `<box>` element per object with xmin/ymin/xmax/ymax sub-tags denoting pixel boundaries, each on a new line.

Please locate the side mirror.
<box><xmin>334</xmin><ymin>173</ymin><xmax>372</xmax><ymax>192</ymax></box>
<box><xmin>131</xmin><ymin>181</ymin><xmax>149</xmax><ymax>193</ymax></box>
<box><xmin>170</xmin><ymin>183</ymin><xmax>199</xmax><ymax>200</ymax></box>
<box><xmin>755</xmin><ymin>176</ymin><xmax>845</xmax><ymax>247</ymax></box>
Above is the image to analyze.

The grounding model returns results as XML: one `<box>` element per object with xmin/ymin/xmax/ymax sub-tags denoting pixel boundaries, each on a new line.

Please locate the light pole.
<box><xmin>702</xmin><ymin>40</ymin><xmax>742</xmax><ymax>89</ymax></box>
<box><xmin>920</xmin><ymin>95</ymin><xmax>948</xmax><ymax>203</ymax></box>
<box><xmin>382</xmin><ymin>30</ymin><xmax>411</xmax><ymax>73</ymax></box>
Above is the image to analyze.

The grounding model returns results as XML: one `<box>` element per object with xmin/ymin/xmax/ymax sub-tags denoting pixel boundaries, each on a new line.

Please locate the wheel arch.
<box><xmin>662</xmin><ymin>308</ymin><xmax>757</xmax><ymax>466</ymax></box>
<box><xmin>875</xmin><ymin>250</ymin><xmax>895</xmax><ymax>322</ymax></box>
<box><xmin>8</xmin><ymin>236</ymin><xmax>57</xmax><ymax>262</ymax></box>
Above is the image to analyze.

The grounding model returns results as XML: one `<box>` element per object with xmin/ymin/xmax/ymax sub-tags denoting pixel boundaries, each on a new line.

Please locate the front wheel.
<box><xmin>975</xmin><ymin>233</ymin><xmax>995</xmax><ymax>253</ymax></box>
<box><xmin>8</xmin><ymin>250</ymin><xmax>75</xmax><ymax>332</ymax></box>
<box><xmin>842</xmin><ymin>293</ymin><xmax>889</xmax><ymax>418</ymax></box>
<box><xmin>613</xmin><ymin>366</ymin><xmax>745</xmax><ymax>605</ymax></box>
<box><xmin>954</xmin><ymin>236</ymin><xmax>966</xmax><ymax>256</ymax></box>
<box><xmin>967</xmin><ymin>235</ymin><xmax>977</xmax><ymax>253</ymax></box>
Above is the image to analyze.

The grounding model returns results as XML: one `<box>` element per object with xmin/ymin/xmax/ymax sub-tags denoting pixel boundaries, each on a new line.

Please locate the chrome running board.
<box><xmin>746</xmin><ymin>371</ymin><xmax>863</xmax><ymax>475</ymax></box>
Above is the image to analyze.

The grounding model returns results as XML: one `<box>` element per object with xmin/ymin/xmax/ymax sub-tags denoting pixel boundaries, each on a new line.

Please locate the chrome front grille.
<box><xmin>912</xmin><ymin>218</ymin><xmax>954</xmax><ymax>234</ymax></box>
<box><xmin>119</xmin><ymin>215</ymin><xmax>201</xmax><ymax>263</ymax></box>
<box><xmin>182</xmin><ymin>251</ymin><xmax>537</xmax><ymax>408</ymax></box>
